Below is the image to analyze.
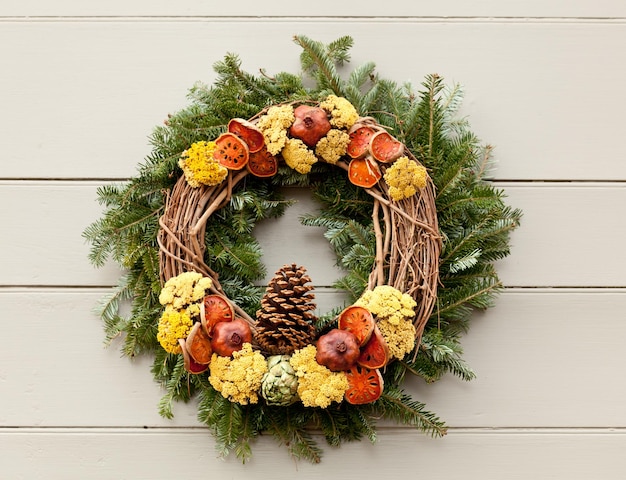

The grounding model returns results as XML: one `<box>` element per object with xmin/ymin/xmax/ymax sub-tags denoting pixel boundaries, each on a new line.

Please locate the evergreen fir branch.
<box><xmin>377</xmin><ymin>389</ymin><xmax>448</xmax><ymax>437</ymax></box>
<box><xmin>156</xmin><ymin>354</ymin><xmax>191</xmax><ymax>419</ymax></box>
<box><xmin>263</xmin><ymin>406</ymin><xmax>323</xmax><ymax>463</ymax></box>
<box><xmin>448</xmin><ymin>248</ymin><xmax>482</xmax><ymax>274</ymax></box>
<box><xmin>294</xmin><ymin>35</ymin><xmax>345</xmax><ymax>96</ymax></box>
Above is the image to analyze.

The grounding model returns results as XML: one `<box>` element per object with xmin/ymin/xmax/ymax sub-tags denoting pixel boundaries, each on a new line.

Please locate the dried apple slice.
<box><xmin>228</xmin><ymin>118</ymin><xmax>265</xmax><ymax>154</ymax></box>
<box><xmin>344</xmin><ymin>365</ymin><xmax>384</xmax><ymax>405</ymax></box>
<box><xmin>369</xmin><ymin>130</ymin><xmax>404</xmax><ymax>163</ymax></box>
<box><xmin>247</xmin><ymin>146</ymin><xmax>278</xmax><ymax>178</ymax></box>
<box><xmin>213</xmin><ymin>132</ymin><xmax>250</xmax><ymax>170</ymax></box>
<box><xmin>179</xmin><ymin>339</ymin><xmax>209</xmax><ymax>374</ymax></box>
<box><xmin>347</xmin><ymin>156</ymin><xmax>381</xmax><ymax>188</ymax></box>
<box><xmin>185</xmin><ymin>322</ymin><xmax>213</xmax><ymax>365</ymax></box>
<box><xmin>337</xmin><ymin>305</ymin><xmax>375</xmax><ymax>346</ymax></box>
<box><xmin>202</xmin><ymin>293</ymin><xmax>234</xmax><ymax>335</ymax></box>
<box><xmin>357</xmin><ymin>325</ymin><xmax>389</xmax><ymax>369</ymax></box>
<box><xmin>347</xmin><ymin>125</ymin><xmax>375</xmax><ymax>159</ymax></box>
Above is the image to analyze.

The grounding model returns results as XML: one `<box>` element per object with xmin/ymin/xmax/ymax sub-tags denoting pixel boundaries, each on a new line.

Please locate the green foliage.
<box><xmin>84</xmin><ymin>35</ymin><xmax>521</xmax><ymax>463</ymax></box>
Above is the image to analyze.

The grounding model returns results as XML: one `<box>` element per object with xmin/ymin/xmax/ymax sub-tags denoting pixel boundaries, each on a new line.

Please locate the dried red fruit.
<box><xmin>357</xmin><ymin>325</ymin><xmax>389</xmax><ymax>369</ymax></box>
<box><xmin>202</xmin><ymin>294</ymin><xmax>234</xmax><ymax>335</ymax></box>
<box><xmin>347</xmin><ymin>125</ymin><xmax>375</xmax><ymax>159</ymax></box>
<box><xmin>247</xmin><ymin>146</ymin><xmax>278</xmax><ymax>178</ymax></box>
<box><xmin>185</xmin><ymin>322</ymin><xmax>212</xmax><ymax>365</ymax></box>
<box><xmin>337</xmin><ymin>305</ymin><xmax>375</xmax><ymax>346</ymax></box>
<box><xmin>228</xmin><ymin>118</ymin><xmax>265</xmax><ymax>153</ymax></box>
<box><xmin>369</xmin><ymin>130</ymin><xmax>404</xmax><ymax>163</ymax></box>
<box><xmin>289</xmin><ymin>105</ymin><xmax>331</xmax><ymax>147</ymax></box>
<box><xmin>348</xmin><ymin>156</ymin><xmax>381</xmax><ymax>188</ymax></box>
<box><xmin>210</xmin><ymin>317</ymin><xmax>252</xmax><ymax>357</ymax></box>
<box><xmin>214</xmin><ymin>132</ymin><xmax>249</xmax><ymax>170</ymax></box>
<box><xmin>315</xmin><ymin>329</ymin><xmax>360</xmax><ymax>371</ymax></box>
<box><xmin>344</xmin><ymin>365</ymin><xmax>384</xmax><ymax>405</ymax></box>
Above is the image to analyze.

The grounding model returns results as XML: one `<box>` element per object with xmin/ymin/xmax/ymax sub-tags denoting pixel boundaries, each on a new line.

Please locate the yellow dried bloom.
<box><xmin>208</xmin><ymin>343</ymin><xmax>268</xmax><ymax>405</ymax></box>
<box><xmin>319</xmin><ymin>95</ymin><xmax>359</xmax><ymax>130</ymax></box>
<box><xmin>377</xmin><ymin>317</ymin><xmax>416</xmax><ymax>360</ymax></box>
<box><xmin>157</xmin><ymin>309</ymin><xmax>193</xmax><ymax>354</ymax></box>
<box><xmin>178</xmin><ymin>141</ymin><xmax>228</xmax><ymax>188</ymax></box>
<box><xmin>289</xmin><ymin>345</ymin><xmax>349</xmax><ymax>408</ymax></box>
<box><xmin>354</xmin><ymin>285</ymin><xmax>416</xmax><ymax>326</ymax></box>
<box><xmin>315</xmin><ymin>129</ymin><xmax>350</xmax><ymax>164</ymax></box>
<box><xmin>158</xmin><ymin>272</ymin><xmax>212</xmax><ymax>315</ymax></box>
<box><xmin>281</xmin><ymin>138</ymin><xmax>318</xmax><ymax>174</ymax></box>
<box><xmin>256</xmin><ymin>104</ymin><xmax>295</xmax><ymax>155</ymax></box>
<box><xmin>383</xmin><ymin>156</ymin><xmax>428</xmax><ymax>201</ymax></box>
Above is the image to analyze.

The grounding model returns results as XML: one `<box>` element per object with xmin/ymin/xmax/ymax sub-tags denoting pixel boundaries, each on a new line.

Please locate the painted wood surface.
<box><xmin>1</xmin><ymin>3</ymin><xmax>625</xmax><ymax>478</ymax></box>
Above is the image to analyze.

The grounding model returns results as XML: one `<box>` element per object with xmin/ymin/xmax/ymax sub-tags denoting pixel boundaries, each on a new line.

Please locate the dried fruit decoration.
<box><xmin>348</xmin><ymin>156</ymin><xmax>382</xmax><ymax>188</ymax></box>
<box><xmin>369</xmin><ymin>130</ymin><xmax>404</xmax><ymax>163</ymax></box>
<box><xmin>247</xmin><ymin>146</ymin><xmax>278</xmax><ymax>178</ymax></box>
<box><xmin>210</xmin><ymin>318</ymin><xmax>252</xmax><ymax>357</ymax></box>
<box><xmin>346</xmin><ymin>124</ymin><xmax>375</xmax><ymax>159</ymax></box>
<box><xmin>315</xmin><ymin>328</ymin><xmax>360</xmax><ymax>371</ymax></box>
<box><xmin>213</xmin><ymin>132</ymin><xmax>250</xmax><ymax>170</ymax></box>
<box><xmin>201</xmin><ymin>294</ymin><xmax>234</xmax><ymax>335</ymax></box>
<box><xmin>337</xmin><ymin>305</ymin><xmax>375</xmax><ymax>346</ymax></box>
<box><xmin>344</xmin><ymin>365</ymin><xmax>384</xmax><ymax>405</ymax></box>
<box><xmin>227</xmin><ymin>118</ymin><xmax>265</xmax><ymax>153</ymax></box>
<box><xmin>289</xmin><ymin>105</ymin><xmax>331</xmax><ymax>147</ymax></box>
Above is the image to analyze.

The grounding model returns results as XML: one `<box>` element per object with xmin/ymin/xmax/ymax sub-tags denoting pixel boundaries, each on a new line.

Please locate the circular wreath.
<box><xmin>85</xmin><ymin>35</ymin><xmax>521</xmax><ymax>463</ymax></box>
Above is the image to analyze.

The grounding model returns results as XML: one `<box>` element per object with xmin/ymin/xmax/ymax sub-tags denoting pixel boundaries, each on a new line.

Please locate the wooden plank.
<box><xmin>2</xmin><ymin>182</ymin><xmax>625</xmax><ymax>287</ymax></box>
<box><xmin>3</xmin><ymin>288</ymin><xmax>625</xmax><ymax>428</ymax></box>
<box><xmin>0</xmin><ymin>428</ymin><xmax>624</xmax><ymax>479</ymax></box>
<box><xmin>3</xmin><ymin>0</ymin><xmax>625</xmax><ymax>17</ymax></box>
<box><xmin>1</xmin><ymin>21</ymin><xmax>625</xmax><ymax>180</ymax></box>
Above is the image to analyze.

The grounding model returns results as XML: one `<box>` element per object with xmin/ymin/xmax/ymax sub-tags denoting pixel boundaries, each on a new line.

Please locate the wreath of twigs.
<box><xmin>157</xmin><ymin>111</ymin><xmax>440</xmax><ymax>347</ymax></box>
<box><xmin>84</xmin><ymin>35</ymin><xmax>522</xmax><ymax>464</ymax></box>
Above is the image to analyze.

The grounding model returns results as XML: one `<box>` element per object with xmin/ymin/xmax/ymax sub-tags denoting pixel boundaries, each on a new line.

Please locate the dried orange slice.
<box><xmin>179</xmin><ymin>339</ymin><xmax>209</xmax><ymax>374</ymax></box>
<box><xmin>347</xmin><ymin>156</ymin><xmax>381</xmax><ymax>188</ymax></box>
<box><xmin>247</xmin><ymin>146</ymin><xmax>278</xmax><ymax>178</ymax></box>
<box><xmin>185</xmin><ymin>322</ymin><xmax>212</xmax><ymax>364</ymax></box>
<box><xmin>338</xmin><ymin>305</ymin><xmax>375</xmax><ymax>346</ymax></box>
<box><xmin>347</xmin><ymin>125</ymin><xmax>375</xmax><ymax>159</ymax></box>
<box><xmin>357</xmin><ymin>325</ymin><xmax>389</xmax><ymax>369</ymax></box>
<box><xmin>344</xmin><ymin>365</ymin><xmax>384</xmax><ymax>405</ymax></box>
<box><xmin>214</xmin><ymin>132</ymin><xmax>250</xmax><ymax>170</ymax></box>
<box><xmin>228</xmin><ymin>118</ymin><xmax>265</xmax><ymax>153</ymax></box>
<box><xmin>202</xmin><ymin>294</ymin><xmax>234</xmax><ymax>335</ymax></box>
<box><xmin>369</xmin><ymin>130</ymin><xmax>404</xmax><ymax>163</ymax></box>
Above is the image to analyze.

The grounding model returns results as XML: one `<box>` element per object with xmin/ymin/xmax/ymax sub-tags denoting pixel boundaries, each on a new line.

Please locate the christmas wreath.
<box><xmin>84</xmin><ymin>35</ymin><xmax>521</xmax><ymax>463</ymax></box>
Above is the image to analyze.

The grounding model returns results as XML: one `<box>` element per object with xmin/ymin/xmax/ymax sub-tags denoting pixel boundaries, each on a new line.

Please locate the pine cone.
<box><xmin>255</xmin><ymin>263</ymin><xmax>317</xmax><ymax>355</ymax></box>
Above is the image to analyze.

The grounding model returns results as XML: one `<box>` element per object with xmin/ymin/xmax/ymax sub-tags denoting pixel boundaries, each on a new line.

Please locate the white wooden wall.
<box><xmin>2</xmin><ymin>2</ymin><xmax>626</xmax><ymax>478</ymax></box>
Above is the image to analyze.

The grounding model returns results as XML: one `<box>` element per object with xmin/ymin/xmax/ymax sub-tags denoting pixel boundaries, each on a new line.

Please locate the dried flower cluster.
<box><xmin>256</xmin><ymin>104</ymin><xmax>296</xmax><ymax>155</ymax></box>
<box><xmin>355</xmin><ymin>285</ymin><xmax>418</xmax><ymax>359</ymax></box>
<box><xmin>289</xmin><ymin>345</ymin><xmax>349</xmax><ymax>408</ymax></box>
<box><xmin>179</xmin><ymin>141</ymin><xmax>228</xmax><ymax>188</ymax></box>
<box><xmin>158</xmin><ymin>271</ymin><xmax>213</xmax><ymax>318</ymax></box>
<box><xmin>320</xmin><ymin>94</ymin><xmax>359</xmax><ymax>129</ymax></box>
<box><xmin>383</xmin><ymin>156</ymin><xmax>428</xmax><ymax>201</ymax></box>
<box><xmin>209</xmin><ymin>343</ymin><xmax>268</xmax><ymax>404</ymax></box>
<box><xmin>157</xmin><ymin>310</ymin><xmax>193</xmax><ymax>354</ymax></box>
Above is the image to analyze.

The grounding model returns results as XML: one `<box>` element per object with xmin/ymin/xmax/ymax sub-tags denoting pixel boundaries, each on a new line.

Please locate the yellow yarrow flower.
<box><xmin>179</xmin><ymin>141</ymin><xmax>228</xmax><ymax>188</ymax></box>
<box><xmin>281</xmin><ymin>138</ymin><xmax>318</xmax><ymax>174</ymax></box>
<box><xmin>377</xmin><ymin>317</ymin><xmax>417</xmax><ymax>360</ymax></box>
<box><xmin>256</xmin><ymin>104</ymin><xmax>295</xmax><ymax>155</ymax></box>
<box><xmin>319</xmin><ymin>95</ymin><xmax>359</xmax><ymax>130</ymax></box>
<box><xmin>158</xmin><ymin>272</ymin><xmax>212</xmax><ymax>318</ymax></box>
<box><xmin>383</xmin><ymin>156</ymin><xmax>428</xmax><ymax>201</ymax></box>
<box><xmin>355</xmin><ymin>285</ymin><xmax>416</xmax><ymax>326</ymax></box>
<box><xmin>289</xmin><ymin>345</ymin><xmax>349</xmax><ymax>408</ymax></box>
<box><xmin>208</xmin><ymin>343</ymin><xmax>268</xmax><ymax>405</ymax></box>
<box><xmin>315</xmin><ymin>129</ymin><xmax>350</xmax><ymax>164</ymax></box>
<box><xmin>355</xmin><ymin>285</ymin><xmax>417</xmax><ymax>360</ymax></box>
<box><xmin>157</xmin><ymin>309</ymin><xmax>193</xmax><ymax>354</ymax></box>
